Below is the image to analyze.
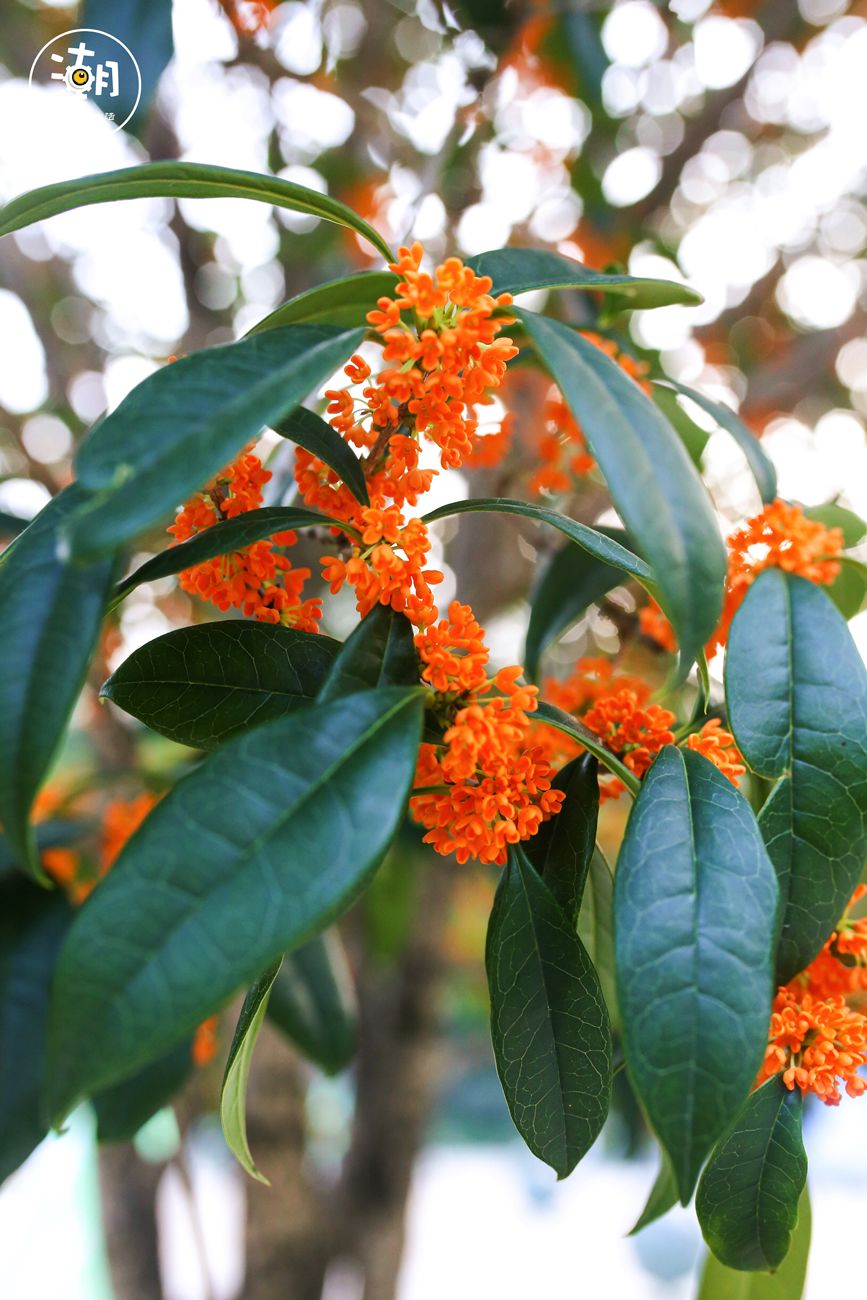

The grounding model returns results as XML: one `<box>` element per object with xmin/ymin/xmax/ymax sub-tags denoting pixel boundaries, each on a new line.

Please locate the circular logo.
<box><xmin>29</xmin><ymin>28</ymin><xmax>142</xmax><ymax>133</ymax></box>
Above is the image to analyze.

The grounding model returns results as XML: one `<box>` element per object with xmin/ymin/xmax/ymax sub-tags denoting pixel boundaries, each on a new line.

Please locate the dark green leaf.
<box><xmin>576</xmin><ymin>848</ymin><xmax>617</xmax><ymax>1028</ymax></box>
<box><xmin>725</xmin><ymin>572</ymin><xmax>867</xmax><ymax>981</ymax></box>
<box><xmin>82</xmin><ymin>0</ymin><xmax>173</xmax><ymax>124</ymax></box>
<box><xmin>664</xmin><ymin>383</ymin><xmax>777</xmax><ymax>505</ymax></box>
<box><xmin>486</xmin><ymin>845</ymin><xmax>612</xmax><ymax>1178</ymax></box>
<box><xmin>272</xmin><ymin>406</ymin><xmax>369</xmax><ymax>506</ymax></box>
<box><xmin>101</xmin><ymin>622</ymin><xmax>340</xmax><ymax>749</ymax></box>
<box><xmin>698</xmin><ymin>1188</ymin><xmax>811</xmax><ymax>1300</ymax></box>
<box><xmin>111</xmin><ymin>505</ymin><xmax>352</xmax><ymax>606</ymax></box>
<box><xmin>318</xmin><ymin>604</ymin><xmax>419</xmax><ymax>702</ymax></box>
<box><xmin>517</xmin><ymin>311</ymin><xmax>726</xmax><ymax>675</ymax></box>
<box><xmin>651</xmin><ymin>384</ymin><xmax>710</xmax><ymax>468</ymax></box>
<box><xmin>525</xmin><ymin>528</ymin><xmax>633</xmax><ymax>680</ymax></box>
<box><xmin>93</xmin><ymin>1038</ymin><xmax>194</xmax><ymax>1144</ymax></box>
<box><xmin>466</xmin><ymin>248</ymin><xmax>702</xmax><ymax>308</ymax></box>
<box><xmin>0</xmin><ymin>878</ymin><xmax>72</xmax><ymax>1183</ymax></box>
<box><xmin>0</xmin><ymin>510</ymin><xmax>32</xmax><ymax>538</ymax></box>
<box><xmin>66</xmin><ymin>325</ymin><xmax>364</xmax><ymax>560</ymax></box>
<box><xmin>47</xmin><ymin>687</ymin><xmax>423</xmax><ymax>1120</ymax></box>
<box><xmin>0</xmin><ymin>162</ymin><xmax>393</xmax><ymax>259</ymax></box>
<box><xmin>423</xmin><ymin>498</ymin><xmax>652</xmax><ymax>586</ymax></box>
<box><xmin>614</xmin><ymin>747</ymin><xmax>778</xmax><ymax>1203</ymax></box>
<box><xmin>533</xmin><ymin>700</ymin><xmax>640</xmax><ymax>793</ymax></box>
<box><xmin>697</xmin><ymin>1079</ymin><xmax>807</xmax><ymax>1272</ymax></box>
<box><xmin>0</xmin><ymin>486</ymin><xmax>116</xmax><ymax>877</ymax></box>
<box><xmin>250</xmin><ymin>271</ymin><xmax>399</xmax><ymax>333</ymax></box>
<box><xmin>267</xmin><ymin>931</ymin><xmax>358</xmax><ymax>1074</ymax></box>
<box><xmin>629</xmin><ymin>1152</ymin><xmax>679</xmax><ymax>1235</ymax></box>
<box><xmin>524</xmin><ymin>754</ymin><xmax>598</xmax><ymax>924</ymax></box>
<box><xmin>221</xmin><ymin>960</ymin><xmax>282</xmax><ymax>1182</ymax></box>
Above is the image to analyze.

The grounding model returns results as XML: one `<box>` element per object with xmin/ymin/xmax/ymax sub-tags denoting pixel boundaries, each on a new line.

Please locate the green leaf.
<box><xmin>826</xmin><ymin>556</ymin><xmax>867</xmax><ymax>620</ymax></box>
<box><xmin>272</xmin><ymin>406</ymin><xmax>369</xmax><ymax>506</ymax></box>
<box><xmin>517</xmin><ymin>311</ymin><xmax>726</xmax><ymax>675</ymax></box>
<box><xmin>0</xmin><ymin>510</ymin><xmax>32</xmax><ymax>538</ymax></box>
<box><xmin>221</xmin><ymin>959</ymin><xmax>282</xmax><ymax>1183</ymax></box>
<box><xmin>696</xmin><ymin>1079</ymin><xmax>807</xmax><ymax>1272</ymax></box>
<box><xmin>725</xmin><ymin>571</ymin><xmax>867</xmax><ymax>981</ymax></box>
<box><xmin>318</xmin><ymin>604</ymin><xmax>420</xmax><ymax>702</ymax></box>
<box><xmin>267</xmin><ymin>931</ymin><xmax>358</xmax><ymax>1074</ymax></box>
<box><xmin>465</xmin><ymin>248</ymin><xmax>702</xmax><ymax>308</ymax></box>
<box><xmin>47</xmin><ymin>686</ymin><xmax>424</xmax><ymax>1121</ymax></box>
<box><xmin>82</xmin><ymin>0</ymin><xmax>173</xmax><ymax>125</ymax></box>
<box><xmin>576</xmin><ymin>848</ymin><xmax>618</xmax><ymax>1028</ymax></box>
<box><xmin>0</xmin><ymin>820</ymin><xmax>92</xmax><ymax>881</ymax></box>
<box><xmin>423</xmin><ymin>498</ymin><xmax>652</xmax><ymax>586</ymax></box>
<box><xmin>93</xmin><ymin>1039</ymin><xmax>194</xmax><ymax>1144</ymax></box>
<box><xmin>0</xmin><ymin>878</ymin><xmax>72</xmax><ymax>1183</ymax></box>
<box><xmin>804</xmin><ymin>502</ymin><xmax>866</xmax><ymax>547</ymax></box>
<box><xmin>250</xmin><ymin>271</ymin><xmax>399</xmax><ymax>333</ymax></box>
<box><xmin>66</xmin><ymin>324</ymin><xmax>364</xmax><ymax>561</ymax></box>
<box><xmin>524</xmin><ymin>754</ymin><xmax>598</xmax><ymax>925</ymax></box>
<box><xmin>525</xmin><ymin>528</ymin><xmax>633</xmax><ymax>680</ymax></box>
<box><xmin>698</xmin><ymin>1188</ymin><xmax>811</xmax><ymax>1300</ymax></box>
<box><xmin>111</xmin><ymin>505</ymin><xmax>352</xmax><ymax>606</ymax></box>
<box><xmin>614</xmin><ymin>747</ymin><xmax>778</xmax><ymax>1203</ymax></box>
<box><xmin>629</xmin><ymin>1151</ymin><xmax>679</xmax><ymax>1235</ymax></box>
<box><xmin>663</xmin><ymin>383</ymin><xmax>777</xmax><ymax>505</ymax></box>
<box><xmin>101</xmin><ymin>622</ymin><xmax>340</xmax><ymax>749</ymax></box>
<box><xmin>0</xmin><ymin>486</ymin><xmax>116</xmax><ymax>877</ymax></box>
<box><xmin>0</xmin><ymin>162</ymin><xmax>393</xmax><ymax>259</ymax></box>
<box><xmin>533</xmin><ymin>700</ymin><xmax>640</xmax><ymax>793</ymax></box>
<box><xmin>652</xmin><ymin>385</ymin><xmax>710</xmax><ymax>468</ymax></box>
<box><xmin>486</xmin><ymin>845</ymin><xmax>612</xmax><ymax>1178</ymax></box>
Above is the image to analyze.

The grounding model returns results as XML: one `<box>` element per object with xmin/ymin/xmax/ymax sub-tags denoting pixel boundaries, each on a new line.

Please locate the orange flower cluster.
<box><xmin>295</xmin><ymin>245</ymin><xmax>517</xmax><ymax>628</ymax></box>
<box><xmin>169</xmin><ymin>447</ymin><xmax>321</xmax><ymax>632</ymax></box>
<box><xmin>529</xmin><ymin>336</ymin><xmax>650</xmax><ymax>497</ymax></box>
<box><xmin>409</xmin><ymin>602</ymin><xmax>564</xmax><ymax>864</ymax></box>
<box><xmin>641</xmin><ymin>499</ymin><xmax>844</xmax><ymax>658</ymax></box>
<box><xmin>758</xmin><ymin>887</ymin><xmax>867</xmax><ymax>1105</ymax></box>
<box><xmin>533</xmin><ymin>660</ymin><xmax>745</xmax><ymax>799</ymax></box>
<box><xmin>685</xmin><ymin>718</ymin><xmax>745</xmax><ymax>785</ymax></box>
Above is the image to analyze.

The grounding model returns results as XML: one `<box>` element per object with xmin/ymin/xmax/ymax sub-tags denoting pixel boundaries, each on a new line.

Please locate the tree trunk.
<box><xmin>99</xmin><ymin>1143</ymin><xmax>164</xmax><ymax>1299</ymax></box>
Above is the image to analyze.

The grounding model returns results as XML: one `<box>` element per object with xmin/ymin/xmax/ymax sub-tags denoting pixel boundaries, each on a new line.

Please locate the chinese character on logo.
<box><xmin>30</xmin><ymin>28</ymin><xmax>142</xmax><ymax>132</ymax></box>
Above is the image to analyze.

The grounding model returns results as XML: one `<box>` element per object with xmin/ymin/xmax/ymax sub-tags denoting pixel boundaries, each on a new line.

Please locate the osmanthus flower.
<box><xmin>641</xmin><ymin>498</ymin><xmax>844</xmax><ymax>658</ymax></box>
<box><xmin>409</xmin><ymin>602</ymin><xmax>564</xmax><ymax>864</ymax></box>
<box><xmin>293</xmin><ymin>246</ymin><xmax>518</xmax><ymax>628</ymax></box>
<box><xmin>527</xmin><ymin>336</ymin><xmax>650</xmax><ymax>497</ymax></box>
<box><xmin>757</xmin><ymin>887</ymin><xmax>867</xmax><ymax>1105</ymax></box>
<box><xmin>533</xmin><ymin>659</ymin><xmax>746</xmax><ymax>800</ymax></box>
<box><xmin>168</xmin><ymin>447</ymin><xmax>321</xmax><ymax>633</ymax></box>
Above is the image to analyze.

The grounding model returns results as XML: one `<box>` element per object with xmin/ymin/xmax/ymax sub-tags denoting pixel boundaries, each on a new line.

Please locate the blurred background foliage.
<box><xmin>1</xmin><ymin>1</ymin><xmax>867</xmax><ymax>1297</ymax></box>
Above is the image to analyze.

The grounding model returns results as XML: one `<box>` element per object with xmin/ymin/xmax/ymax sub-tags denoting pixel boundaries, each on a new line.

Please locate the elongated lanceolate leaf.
<box><xmin>524</xmin><ymin>754</ymin><xmax>599</xmax><ymax>925</ymax></box>
<box><xmin>630</xmin><ymin>1152</ymin><xmax>679</xmax><ymax>1235</ymax></box>
<box><xmin>250</xmin><ymin>271</ymin><xmax>399</xmax><ymax>333</ymax></box>
<box><xmin>662</xmin><ymin>383</ymin><xmax>777</xmax><ymax>506</ymax></box>
<box><xmin>102</xmin><ymin>622</ymin><xmax>340</xmax><ymax>749</ymax></box>
<box><xmin>0</xmin><ymin>486</ymin><xmax>116</xmax><ymax>876</ymax></box>
<box><xmin>576</xmin><ymin>848</ymin><xmax>617</xmax><ymax>1028</ymax></box>
<box><xmin>65</xmin><ymin>324</ymin><xmax>363</xmax><ymax>560</ymax></box>
<box><xmin>271</xmin><ymin>406</ymin><xmax>369</xmax><ymax>505</ymax></box>
<box><xmin>111</xmin><ymin>505</ymin><xmax>351</xmax><ymax>606</ymax></box>
<box><xmin>486</xmin><ymin>846</ymin><xmax>612</xmax><ymax>1178</ymax></box>
<box><xmin>94</xmin><ymin>1038</ymin><xmax>195</xmax><ymax>1144</ymax></box>
<box><xmin>466</xmin><ymin>248</ymin><xmax>702</xmax><ymax>308</ymax></box>
<box><xmin>725</xmin><ymin>571</ymin><xmax>867</xmax><ymax>982</ymax></box>
<box><xmin>318</xmin><ymin>604</ymin><xmax>420</xmax><ymax>702</ymax></box>
<box><xmin>221</xmin><ymin>960</ymin><xmax>282</xmax><ymax>1182</ymax></box>
<box><xmin>0</xmin><ymin>162</ymin><xmax>393</xmax><ymax>259</ymax></box>
<box><xmin>533</xmin><ymin>700</ymin><xmax>639</xmax><ymax>793</ymax></box>
<box><xmin>47</xmin><ymin>687</ymin><xmax>424</xmax><ymax>1121</ymax></box>
<box><xmin>614</xmin><ymin>747</ymin><xmax>778</xmax><ymax>1203</ymax></box>
<box><xmin>517</xmin><ymin>311</ymin><xmax>726</xmax><ymax>676</ymax></box>
<box><xmin>697</xmin><ymin>1079</ymin><xmax>807</xmax><ymax>1272</ymax></box>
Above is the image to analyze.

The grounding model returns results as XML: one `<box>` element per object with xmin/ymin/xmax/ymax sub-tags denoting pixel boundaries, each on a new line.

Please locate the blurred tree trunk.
<box><xmin>99</xmin><ymin>1144</ymin><xmax>164</xmax><ymax>1299</ymax></box>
